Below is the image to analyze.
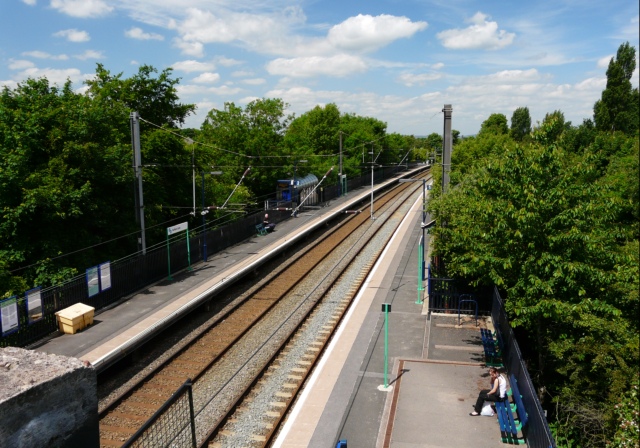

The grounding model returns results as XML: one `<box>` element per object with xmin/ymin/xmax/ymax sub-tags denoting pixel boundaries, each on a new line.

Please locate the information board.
<box><xmin>1</xmin><ymin>297</ymin><xmax>19</xmax><ymax>336</ymax></box>
<box><xmin>26</xmin><ymin>287</ymin><xmax>43</xmax><ymax>324</ymax></box>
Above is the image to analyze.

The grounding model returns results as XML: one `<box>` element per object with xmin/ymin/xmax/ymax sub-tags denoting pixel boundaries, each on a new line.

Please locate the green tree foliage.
<box><xmin>594</xmin><ymin>42</ymin><xmax>640</xmax><ymax>135</ymax></box>
<box><xmin>338</xmin><ymin>112</ymin><xmax>387</xmax><ymax>179</ymax></box>
<box><xmin>428</xmin><ymin>104</ymin><xmax>639</xmax><ymax>446</ymax></box>
<box><xmin>0</xmin><ymin>78</ymin><xmax>134</xmax><ymax>294</ymax></box>
<box><xmin>479</xmin><ymin>113</ymin><xmax>509</xmax><ymax>136</ymax></box>
<box><xmin>285</xmin><ymin>103</ymin><xmax>340</xmax><ymax>156</ymax></box>
<box><xmin>509</xmin><ymin>107</ymin><xmax>532</xmax><ymax>141</ymax></box>
<box><xmin>86</xmin><ymin>63</ymin><xmax>195</xmax><ymax>128</ymax></box>
<box><xmin>200</xmin><ymin>98</ymin><xmax>292</xmax><ymax>201</ymax></box>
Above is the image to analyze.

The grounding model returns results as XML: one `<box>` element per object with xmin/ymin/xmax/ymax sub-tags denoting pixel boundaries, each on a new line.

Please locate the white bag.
<box><xmin>481</xmin><ymin>403</ymin><xmax>495</xmax><ymax>416</ymax></box>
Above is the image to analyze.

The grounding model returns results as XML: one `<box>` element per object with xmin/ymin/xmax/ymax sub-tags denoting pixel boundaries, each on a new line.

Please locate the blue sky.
<box><xmin>1</xmin><ymin>0</ymin><xmax>638</xmax><ymax>136</ymax></box>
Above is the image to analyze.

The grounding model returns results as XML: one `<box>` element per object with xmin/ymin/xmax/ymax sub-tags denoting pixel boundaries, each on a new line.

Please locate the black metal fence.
<box><xmin>1</xmin><ymin>165</ymin><xmax>412</xmax><ymax>348</ymax></box>
<box><xmin>426</xmin><ymin>266</ymin><xmax>493</xmax><ymax>315</ymax></box>
<box><xmin>491</xmin><ymin>286</ymin><xmax>556</xmax><ymax>448</ymax></box>
<box><xmin>122</xmin><ymin>379</ymin><xmax>197</xmax><ymax>448</ymax></box>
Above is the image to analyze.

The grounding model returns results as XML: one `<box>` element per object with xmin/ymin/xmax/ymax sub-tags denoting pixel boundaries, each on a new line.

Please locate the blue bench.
<box><xmin>256</xmin><ymin>223</ymin><xmax>268</xmax><ymax>236</ymax></box>
<box><xmin>495</xmin><ymin>375</ymin><xmax>528</xmax><ymax>444</ymax></box>
<box><xmin>480</xmin><ymin>328</ymin><xmax>503</xmax><ymax>367</ymax></box>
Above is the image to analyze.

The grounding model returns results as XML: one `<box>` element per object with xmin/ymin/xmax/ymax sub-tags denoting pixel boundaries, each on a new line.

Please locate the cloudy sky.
<box><xmin>1</xmin><ymin>0</ymin><xmax>638</xmax><ymax>135</ymax></box>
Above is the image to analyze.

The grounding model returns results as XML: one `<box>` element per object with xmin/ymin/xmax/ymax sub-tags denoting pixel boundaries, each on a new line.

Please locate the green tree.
<box><xmin>428</xmin><ymin>121</ymin><xmax>639</xmax><ymax>446</ymax></box>
<box><xmin>509</xmin><ymin>107</ymin><xmax>531</xmax><ymax>141</ymax></box>
<box><xmin>594</xmin><ymin>42</ymin><xmax>640</xmax><ymax>135</ymax></box>
<box><xmin>200</xmin><ymin>99</ymin><xmax>292</xmax><ymax>201</ymax></box>
<box><xmin>479</xmin><ymin>113</ymin><xmax>509</xmax><ymax>136</ymax></box>
<box><xmin>0</xmin><ymin>78</ymin><xmax>134</xmax><ymax>292</ymax></box>
<box><xmin>85</xmin><ymin>63</ymin><xmax>195</xmax><ymax>128</ymax></box>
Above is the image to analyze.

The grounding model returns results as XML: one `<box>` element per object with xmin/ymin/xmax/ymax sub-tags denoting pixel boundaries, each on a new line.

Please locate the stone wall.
<box><xmin>0</xmin><ymin>347</ymin><xmax>98</xmax><ymax>448</ymax></box>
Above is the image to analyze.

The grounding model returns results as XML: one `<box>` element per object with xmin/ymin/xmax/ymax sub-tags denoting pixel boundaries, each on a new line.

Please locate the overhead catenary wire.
<box><xmin>8</xmin><ymin>110</ymin><xmax>433</xmax><ymax>278</ymax></box>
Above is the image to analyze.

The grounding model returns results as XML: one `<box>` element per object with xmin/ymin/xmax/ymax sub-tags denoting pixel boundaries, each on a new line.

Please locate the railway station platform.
<box><xmin>34</xmin><ymin>168</ymin><xmax>508</xmax><ymax>447</ymax></box>
<box><xmin>273</xmin><ymin>190</ymin><xmax>504</xmax><ymax>447</ymax></box>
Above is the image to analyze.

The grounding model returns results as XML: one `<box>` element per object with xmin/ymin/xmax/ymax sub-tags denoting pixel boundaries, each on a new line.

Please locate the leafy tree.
<box><xmin>85</xmin><ymin>63</ymin><xmax>195</xmax><ymax>128</ymax></box>
<box><xmin>452</xmin><ymin>129</ymin><xmax>461</xmax><ymax>146</ymax></box>
<box><xmin>509</xmin><ymin>107</ymin><xmax>531</xmax><ymax>141</ymax></box>
<box><xmin>479</xmin><ymin>113</ymin><xmax>509</xmax><ymax>136</ymax></box>
<box><xmin>536</xmin><ymin>110</ymin><xmax>571</xmax><ymax>145</ymax></box>
<box><xmin>594</xmin><ymin>42</ymin><xmax>640</xmax><ymax>135</ymax></box>
<box><xmin>285</xmin><ymin>103</ymin><xmax>340</xmax><ymax>156</ymax></box>
<box><xmin>0</xmin><ymin>78</ymin><xmax>134</xmax><ymax>292</ymax></box>
<box><xmin>339</xmin><ymin>113</ymin><xmax>387</xmax><ymax>178</ymax></box>
<box><xmin>200</xmin><ymin>99</ymin><xmax>292</xmax><ymax>201</ymax></box>
<box><xmin>428</xmin><ymin>117</ymin><xmax>639</xmax><ymax>446</ymax></box>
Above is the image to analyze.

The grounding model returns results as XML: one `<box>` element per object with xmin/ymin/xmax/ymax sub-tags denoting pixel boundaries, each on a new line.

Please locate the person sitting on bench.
<box><xmin>263</xmin><ymin>213</ymin><xmax>276</xmax><ymax>232</ymax></box>
<box><xmin>469</xmin><ymin>367</ymin><xmax>506</xmax><ymax>416</ymax></box>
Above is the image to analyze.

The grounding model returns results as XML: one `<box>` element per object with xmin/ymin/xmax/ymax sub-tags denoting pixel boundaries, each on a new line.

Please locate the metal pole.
<box><xmin>130</xmin><ymin>111</ymin><xmax>146</xmax><ymax>254</ymax></box>
<box><xmin>422</xmin><ymin>180</ymin><xmax>426</xmax><ymax>280</ymax></box>
<box><xmin>416</xmin><ymin>234</ymin><xmax>424</xmax><ymax>305</ymax></box>
<box><xmin>442</xmin><ymin>104</ymin><xmax>453</xmax><ymax>194</ymax></box>
<box><xmin>202</xmin><ymin>171</ymin><xmax>207</xmax><ymax>262</ymax></box>
<box><xmin>166</xmin><ymin>231</ymin><xmax>172</xmax><ymax>280</ymax></box>
<box><xmin>186</xmin><ymin>228</ymin><xmax>191</xmax><ymax>271</ymax></box>
<box><xmin>192</xmin><ymin>149</ymin><xmax>195</xmax><ymax>216</ymax></box>
<box><xmin>339</xmin><ymin>131</ymin><xmax>343</xmax><ymax>197</ymax></box>
<box><xmin>382</xmin><ymin>303</ymin><xmax>391</xmax><ymax>388</ymax></box>
<box><xmin>221</xmin><ymin>167</ymin><xmax>250</xmax><ymax>210</ymax></box>
<box><xmin>370</xmin><ymin>143</ymin><xmax>374</xmax><ymax>220</ymax></box>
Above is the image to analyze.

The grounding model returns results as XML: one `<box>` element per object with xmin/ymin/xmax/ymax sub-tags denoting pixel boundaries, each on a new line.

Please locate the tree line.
<box><xmin>0</xmin><ymin>64</ymin><xmax>436</xmax><ymax>297</ymax></box>
<box><xmin>427</xmin><ymin>42</ymin><xmax>638</xmax><ymax>447</ymax></box>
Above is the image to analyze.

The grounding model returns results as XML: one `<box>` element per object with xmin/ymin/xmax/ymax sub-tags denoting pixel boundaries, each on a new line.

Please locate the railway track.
<box><xmin>98</xmin><ymin>173</ymin><xmax>429</xmax><ymax>447</ymax></box>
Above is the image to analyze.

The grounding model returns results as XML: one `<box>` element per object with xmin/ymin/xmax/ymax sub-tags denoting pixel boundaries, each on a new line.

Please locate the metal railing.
<box><xmin>122</xmin><ymin>379</ymin><xmax>197</xmax><ymax>448</ymax></box>
<box><xmin>426</xmin><ymin>268</ymin><xmax>492</xmax><ymax>315</ymax></box>
<box><xmin>492</xmin><ymin>286</ymin><xmax>556</xmax><ymax>448</ymax></box>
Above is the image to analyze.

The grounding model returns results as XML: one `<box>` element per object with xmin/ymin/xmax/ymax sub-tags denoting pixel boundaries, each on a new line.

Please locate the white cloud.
<box><xmin>74</xmin><ymin>50</ymin><xmax>104</xmax><ymax>60</ymax></box>
<box><xmin>574</xmin><ymin>76</ymin><xmax>606</xmax><ymax>91</ymax></box>
<box><xmin>22</xmin><ymin>51</ymin><xmax>69</xmax><ymax>60</ymax></box>
<box><xmin>172</xmin><ymin>60</ymin><xmax>216</xmax><ymax>72</ymax></box>
<box><xmin>216</xmin><ymin>56</ymin><xmax>243</xmax><ymax>67</ymax></box>
<box><xmin>241</xmin><ymin>78</ymin><xmax>266</xmax><ymax>85</ymax></box>
<box><xmin>431</xmin><ymin>62</ymin><xmax>445</xmax><ymax>70</ymax></box>
<box><xmin>437</xmin><ymin>12</ymin><xmax>515</xmax><ymax>50</ymax></box>
<box><xmin>175</xmin><ymin>8</ymin><xmax>283</xmax><ymax>47</ymax></box>
<box><xmin>484</xmin><ymin>68</ymin><xmax>541</xmax><ymax>83</ymax></box>
<box><xmin>597</xmin><ymin>55</ymin><xmax>613</xmax><ymax>68</ymax></box>
<box><xmin>53</xmin><ymin>29</ymin><xmax>90</xmax><ymax>42</ymax></box>
<box><xmin>9</xmin><ymin>59</ymin><xmax>35</xmax><ymax>70</ymax></box>
<box><xmin>327</xmin><ymin>14</ymin><xmax>427</xmax><ymax>53</ymax></box>
<box><xmin>1</xmin><ymin>79</ymin><xmax>19</xmax><ymax>89</ymax></box>
<box><xmin>51</xmin><ymin>0</ymin><xmax>113</xmax><ymax>18</ymax></box>
<box><xmin>173</xmin><ymin>38</ymin><xmax>204</xmax><ymax>58</ymax></box>
<box><xmin>397</xmin><ymin>72</ymin><xmax>442</xmax><ymax>87</ymax></box>
<box><xmin>175</xmin><ymin>83</ymin><xmax>237</xmax><ymax>98</ymax></box>
<box><xmin>125</xmin><ymin>27</ymin><xmax>164</xmax><ymax>41</ymax></box>
<box><xmin>266</xmin><ymin>54</ymin><xmax>368</xmax><ymax>78</ymax></box>
<box><xmin>21</xmin><ymin>0</ymin><xmax>36</xmax><ymax>5</ymax></box>
<box><xmin>170</xmin><ymin>8</ymin><xmax>426</xmax><ymax>60</ymax></box>
<box><xmin>192</xmin><ymin>72</ymin><xmax>220</xmax><ymax>84</ymax></box>
<box><xmin>14</xmin><ymin>67</ymin><xmax>86</xmax><ymax>85</ymax></box>
<box><xmin>621</xmin><ymin>15</ymin><xmax>639</xmax><ymax>41</ymax></box>
<box><xmin>208</xmin><ymin>85</ymin><xmax>243</xmax><ymax>95</ymax></box>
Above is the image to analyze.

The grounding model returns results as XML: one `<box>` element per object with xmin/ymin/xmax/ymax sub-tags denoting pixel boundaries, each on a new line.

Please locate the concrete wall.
<box><xmin>0</xmin><ymin>347</ymin><xmax>98</xmax><ymax>448</ymax></box>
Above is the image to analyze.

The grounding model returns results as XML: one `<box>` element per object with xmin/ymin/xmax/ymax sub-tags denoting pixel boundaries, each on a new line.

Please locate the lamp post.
<box><xmin>368</xmin><ymin>143</ymin><xmax>383</xmax><ymax>221</ymax></box>
<box><xmin>399</xmin><ymin>178</ymin><xmax>428</xmax><ymax>304</ymax></box>
<box><xmin>201</xmin><ymin>170</ymin><xmax>222</xmax><ymax>262</ymax></box>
